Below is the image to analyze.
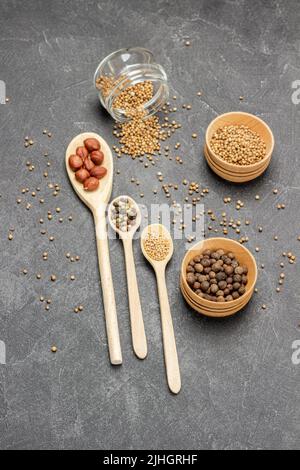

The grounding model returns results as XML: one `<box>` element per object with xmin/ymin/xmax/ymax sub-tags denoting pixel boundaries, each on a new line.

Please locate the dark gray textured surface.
<box><xmin>0</xmin><ymin>0</ymin><xmax>300</xmax><ymax>450</ymax></box>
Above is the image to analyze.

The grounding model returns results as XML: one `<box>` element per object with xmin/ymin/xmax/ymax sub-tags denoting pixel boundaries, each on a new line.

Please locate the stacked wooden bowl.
<box><xmin>180</xmin><ymin>238</ymin><xmax>258</xmax><ymax>317</ymax></box>
<box><xmin>204</xmin><ymin>112</ymin><xmax>274</xmax><ymax>183</ymax></box>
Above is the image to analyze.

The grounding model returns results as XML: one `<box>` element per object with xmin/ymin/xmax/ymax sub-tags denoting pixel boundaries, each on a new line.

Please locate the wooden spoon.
<box><xmin>108</xmin><ymin>196</ymin><xmax>147</xmax><ymax>360</ymax></box>
<box><xmin>141</xmin><ymin>224</ymin><xmax>181</xmax><ymax>394</ymax></box>
<box><xmin>65</xmin><ymin>132</ymin><xmax>122</xmax><ymax>365</ymax></box>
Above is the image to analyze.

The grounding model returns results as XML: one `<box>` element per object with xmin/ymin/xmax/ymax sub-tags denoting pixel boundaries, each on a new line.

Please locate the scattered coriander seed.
<box><xmin>8</xmin><ymin>233</ymin><xmax>13</xmax><ymax>240</ymax></box>
<box><xmin>51</xmin><ymin>346</ymin><xmax>57</xmax><ymax>353</ymax></box>
<box><xmin>255</xmin><ymin>195</ymin><xmax>260</xmax><ymax>200</ymax></box>
<box><xmin>36</xmin><ymin>273</ymin><xmax>41</xmax><ymax>279</ymax></box>
<box><xmin>78</xmin><ymin>305</ymin><xmax>83</xmax><ymax>311</ymax></box>
<box><xmin>262</xmin><ymin>304</ymin><xmax>267</xmax><ymax>310</ymax></box>
<box><xmin>50</xmin><ymin>275</ymin><xmax>56</xmax><ymax>282</ymax></box>
<box><xmin>185</xmin><ymin>40</ymin><xmax>191</xmax><ymax>46</ymax></box>
<box><xmin>23</xmin><ymin>269</ymin><xmax>27</xmax><ymax>275</ymax></box>
<box><xmin>74</xmin><ymin>307</ymin><xmax>79</xmax><ymax>313</ymax></box>
<box><xmin>70</xmin><ymin>275</ymin><xmax>75</xmax><ymax>281</ymax></box>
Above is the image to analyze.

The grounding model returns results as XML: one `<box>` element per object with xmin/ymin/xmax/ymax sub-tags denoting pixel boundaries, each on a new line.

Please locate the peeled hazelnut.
<box><xmin>83</xmin><ymin>157</ymin><xmax>95</xmax><ymax>172</ymax></box>
<box><xmin>90</xmin><ymin>166</ymin><xmax>107</xmax><ymax>179</ymax></box>
<box><xmin>69</xmin><ymin>154</ymin><xmax>83</xmax><ymax>171</ymax></box>
<box><xmin>90</xmin><ymin>150</ymin><xmax>104</xmax><ymax>165</ymax></box>
<box><xmin>83</xmin><ymin>177</ymin><xmax>99</xmax><ymax>191</ymax></box>
<box><xmin>76</xmin><ymin>146</ymin><xmax>88</xmax><ymax>159</ymax></box>
<box><xmin>75</xmin><ymin>168</ymin><xmax>90</xmax><ymax>183</ymax></box>
<box><xmin>84</xmin><ymin>138</ymin><xmax>100</xmax><ymax>152</ymax></box>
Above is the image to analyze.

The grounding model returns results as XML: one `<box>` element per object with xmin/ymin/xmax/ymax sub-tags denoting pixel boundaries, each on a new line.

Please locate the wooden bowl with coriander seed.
<box><xmin>204</xmin><ymin>145</ymin><xmax>270</xmax><ymax>183</ymax></box>
<box><xmin>180</xmin><ymin>238</ymin><xmax>257</xmax><ymax>317</ymax></box>
<box><xmin>204</xmin><ymin>112</ymin><xmax>274</xmax><ymax>183</ymax></box>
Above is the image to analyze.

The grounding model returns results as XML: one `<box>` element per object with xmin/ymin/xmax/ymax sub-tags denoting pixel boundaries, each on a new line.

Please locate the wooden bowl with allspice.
<box><xmin>204</xmin><ymin>112</ymin><xmax>274</xmax><ymax>183</ymax></box>
<box><xmin>180</xmin><ymin>238</ymin><xmax>258</xmax><ymax>318</ymax></box>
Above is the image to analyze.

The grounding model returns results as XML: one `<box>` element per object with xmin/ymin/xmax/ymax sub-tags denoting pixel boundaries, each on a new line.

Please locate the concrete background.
<box><xmin>0</xmin><ymin>0</ymin><xmax>300</xmax><ymax>450</ymax></box>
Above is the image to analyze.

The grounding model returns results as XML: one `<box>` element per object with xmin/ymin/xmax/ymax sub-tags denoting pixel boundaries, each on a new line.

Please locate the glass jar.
<box><xmin>94</xmin><ymin>47</ymin><xmax>169</xmax><ymax>122</ymax></box>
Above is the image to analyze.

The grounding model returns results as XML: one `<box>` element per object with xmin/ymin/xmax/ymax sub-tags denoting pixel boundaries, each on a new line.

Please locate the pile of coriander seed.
<box><xmin>210</xmin><ymin>124</ymin><xmax>267</xmax><ymax>165</ymax></box>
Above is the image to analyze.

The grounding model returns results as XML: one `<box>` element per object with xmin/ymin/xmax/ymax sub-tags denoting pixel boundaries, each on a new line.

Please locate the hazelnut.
<box><xmin>83</xmin><ymin>177</ymin><xmax>99</xmax><ymax>191</ymax></box>
<box><xmin>75</xmin><ymin>168</ymin><xmax>90</xmax><ymax>183</ymax></box>
<box><xmin>84</xmin><ymin>138</ymin><xmax>100</xmax><ymax>152</ymax></box>
<box><xmin>69</xmin><ymin>154</ymin><xmax>83</xmax><ymax>171</ymax></box>
<box><xmin>90</xmin><ymin>166</ymin><xmax>107</xmax><ymax>179</ymax></box>
<box><xmin>90</xmin><ymin>150</ymin><xmax>104</xmax><ymax>165</ymax></box>
<box><xmin>76</xmin><ymin>146</ymin><xmax>88</xmax><ymax>159</ymax></box>
<box><xmin>83</xmin><ymin>157</ymin><xmax>95</xmax><ymax>172</ymax></box>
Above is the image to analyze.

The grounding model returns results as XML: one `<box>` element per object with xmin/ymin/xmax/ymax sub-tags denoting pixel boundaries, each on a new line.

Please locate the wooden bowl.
<box><xmin>204</xmin><ymin>145</ymin><xmax>270</xmax><ymax>177</ymax></box>
<box><xmin>204</xmin><ymin>146</ymin><xmax>270</xmax><ymax>183</ymax></box>
<box><xmin>180</xmin><ymin>238</ymin><xmax>257</xmax><ymax>317</ymax></box>
<box><xmin>204</xmin><ymin>112</ymin><xmax>274</xmax><ymax>183</ymax></box>
<box><xmin>180</xmin><ymin>280</ymin><xmax>251</xmax><ymax>318</ymax></box>
<box><xmin>180</xmin><ymin>276</ymin><xmax>252</xmax><ymax>310</ymax></box>
<box><xmin>180</xmin><ymin>278</ymin><xmax>251</xmax><ymax>313</ymax></box>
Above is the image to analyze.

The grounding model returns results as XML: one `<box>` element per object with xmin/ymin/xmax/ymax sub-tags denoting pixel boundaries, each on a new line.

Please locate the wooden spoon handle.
<box><xmin>123</xmin><ymin>238</ymin><xmax>147</xmax><ymax>359</ymax></box>
<box><xmin>156</xmin><ymin>267</ymin><xmax>181</xmax><ymax>394</ymax></box>
<box><xmin>93</xmin><ymin>207</ymin><xmax>122</xmax><ymax>365</ymax></box>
